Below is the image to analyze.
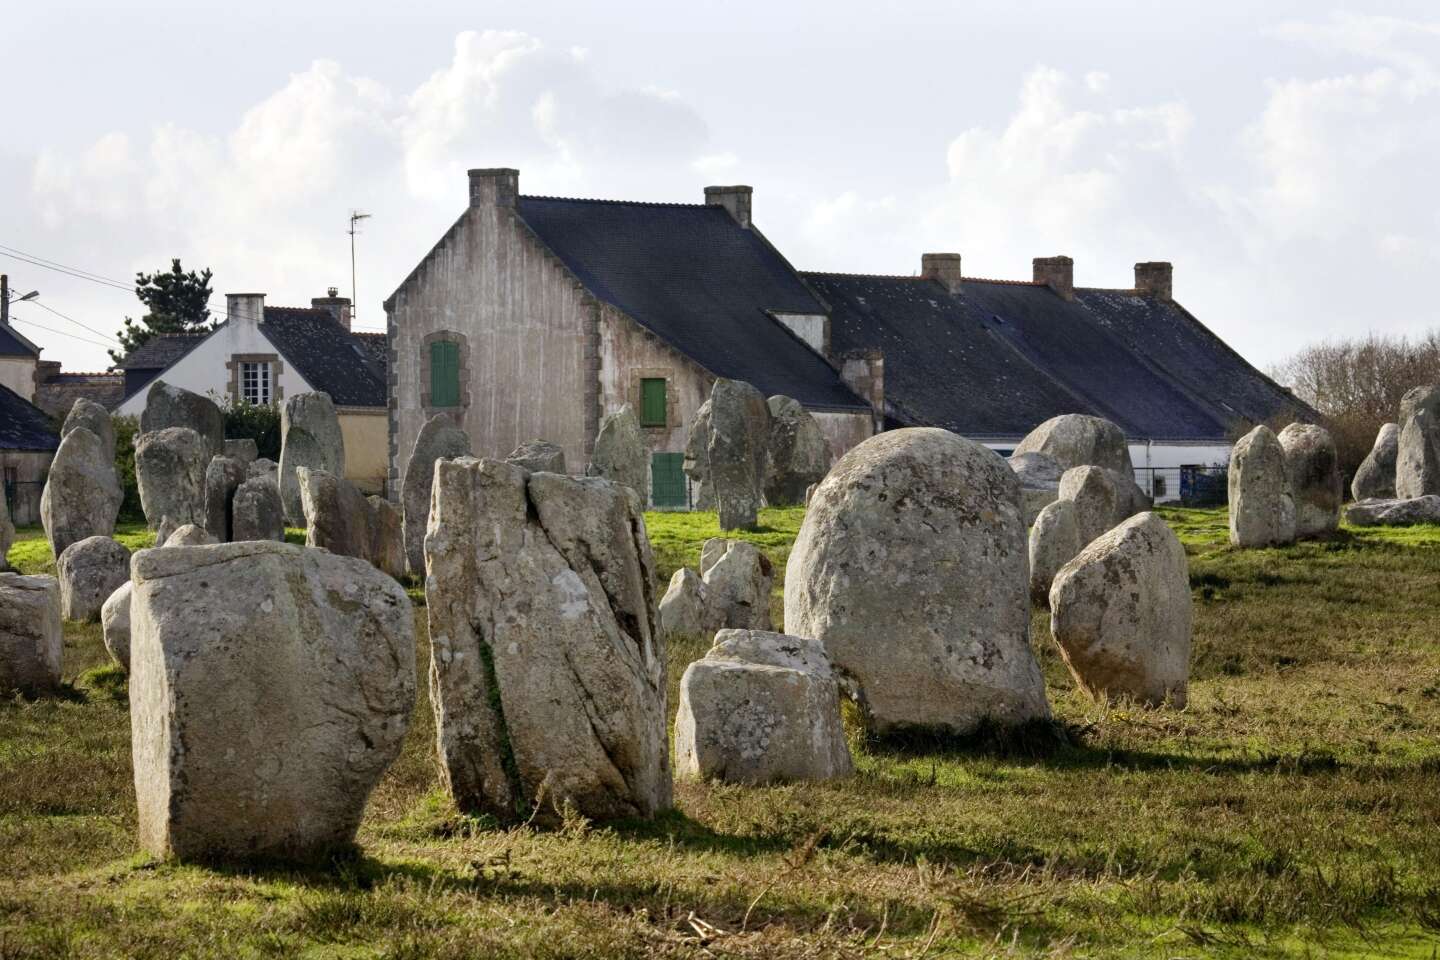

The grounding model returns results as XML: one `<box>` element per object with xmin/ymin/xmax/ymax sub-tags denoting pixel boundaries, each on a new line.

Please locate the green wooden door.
<box><xmin>650</xmin><ymin>452</ymin><xmax>687</xmax><ymax>508</ymax></box>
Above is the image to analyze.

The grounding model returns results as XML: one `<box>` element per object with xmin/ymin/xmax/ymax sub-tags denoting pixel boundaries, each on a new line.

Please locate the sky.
<box><xmin>3</xmin><ymin>0</ymin><xmax>1439</xmax><ymax>375</ymax></box>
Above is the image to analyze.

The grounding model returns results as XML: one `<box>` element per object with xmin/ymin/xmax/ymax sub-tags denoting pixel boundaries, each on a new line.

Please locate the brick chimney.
<box><xmin>311</xmin><ymin>287</ymin><xmax>353</xmax><ymax>331</ymax></box>
<box><xmin>469</xmin><ymin>168</ymin><xmax>519</xmax><ymax>209</ymax></box>
<box><xmin>921</xmin><ymin>253</ymin><xmax>963</xmax><ymax>294</ymax></box>
<box><xmin>1033</xmin><ymin>256</ymin><xmax>1074</xmax><ymax>301</ymax></box>
<box><xmin>1134</xmin><ymin>261</ymin><xmax>1173</xmax><ymax>300</ymax></box>
<box><xmin>704</xmin><ymin>185</ymin><xmax>752</xmax><ymax>228</ymax></box>
<box><xmin>226</xmin><ymin>293</ymin><xmax>265</xmax><ymax>327</ymax></box>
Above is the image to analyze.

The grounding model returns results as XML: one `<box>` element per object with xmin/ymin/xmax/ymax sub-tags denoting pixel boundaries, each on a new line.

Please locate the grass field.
<box><xmin>2</xmin><ymin>507</ymin><xmax>1439</xmax><ymax>958</ymax></box>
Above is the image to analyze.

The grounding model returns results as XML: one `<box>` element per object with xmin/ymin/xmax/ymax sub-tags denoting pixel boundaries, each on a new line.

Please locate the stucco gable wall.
<box><xmin>113</xmin><ymin>324</ymin><xmax>312</xmax><ymax>418</ymax></box>
<box><xmin>386</xmin><ymin>201</ymin><xmax>593</xmax><ymax>489</ymax></box>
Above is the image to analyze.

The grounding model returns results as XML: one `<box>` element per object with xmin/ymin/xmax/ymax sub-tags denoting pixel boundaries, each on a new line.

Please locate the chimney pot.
<box><xmin>1134</xmin><ymin>261</ymin><xmax>1173</xmax><ymax>300</ymax></box>
<box><xmin>1033</xmin><ymin>256</ymin><xmax>1075</xmax><ymax>301</ymax></box>
<box><xmin>468</xmin><ymin>167</ymin><xmax>519</xmax><ymax>209</ymax></box>
<box><xmin>704</xmin><ymin>185</ymin><xmax>753</xmax><ymax>228</ymax></box>
<box><xmin>921</xmin><ymin>253</ymin><xmax>963</xmax><ymax>294</ymax></box>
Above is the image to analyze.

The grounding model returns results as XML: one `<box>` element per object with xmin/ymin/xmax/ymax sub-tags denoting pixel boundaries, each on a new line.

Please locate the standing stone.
<box><xmin>0</xmin><ymin>492</ymin><xmax>12</xmax><ymax>572</ymax></box>
<box><xmin>1278</xmin><ymin>422</ymin><xmax>1342</xmax><ymax>539</ymax></box>
<box><xmin>698</xmin><ymin>539</ymin><xmax>773</xmax><ymax>630</ymax></box>
<box><xmin>591</xmin><ymin>406</ymin><xmax>647</xmax><ymax>500</ymax></box>
<box><xmin>203</xmin><ymin>455</ymin><xmax>247</xmax><ymax>542</ymax></box>
<box><xmin>1352</xmin><ymin>423</ymin><xmax>1399</xmax><ymax>502</ymax></box>
<box><xmin>1058</xmin><ymin>465</ymin><xmax>1145</xmax><ymax>547</ymax></box>
<box><xmin>163</xmin><ymin>524</ymin><xmax>217</xmax><ymax>547</ymax></box>
<box><xmin>135</xmin><ymin>427</ymin><xmax>207</xmax><ymax>532</ymax></box>
<box><xmin>1228</xmin><ymin>425</ymin><xmax>1296</xmax><ymax>547</ymax></box>
<box><xmin>367</xmin><ymin>496</ymin><xmax>406</xmax><ymax>581</ymax></box>
<box><xmin>140</xmin><ymin>381</ymin><xmax>224</xmax><ymax>461</ymax></box>
<box><xmin>765</xmin><ymin>395</ymin><xmax>831</xmax><ymax>506</ymax></box>
<box><xmin>129</xmin><ymin>541</ymin><xmax>415</xmax><ymax>862</ymax></box>
<box><xmin>248</xmin><ymin>458</ymin><xmax>279</xmax><ymax>484</ymax></box>
<box><xmin>675</xmin><ymin>630</ymin><xmax>853</xmax><ymax>784</ymax></box>
<box><xmin>1396</xmin><ymin>410</ymin><xmax>1440</xmax><ymax>500</ymax></box>
<box><xmin>426</xmin><ymin>459</ymin><xmax>670</xmax><ymax>824</ymax></box>
<box><xmin>231</xmin><ymin>477</ymin><xmax>285</xmax><ymax>543</ymax></box>
<box><xmin>223</xmin><ymin>438</ymin><xmax>259</xmax><ymax>464</ymax></box>
<box><xmin>40</xmin><ymin>427</ymin><xmax>122</xmax><ymax>559</ymax></box>
<box><xmin>401</xmin><ymin>416</ymin><xmax>470</xmax><ymax>576</ymax></box>
<box><xmin>279</xmin><ymin>392</ymin><xmax>345</xmax><ymax>525</ymax></box>
<box><xmin>658</xmin><ymin>568</ymin><xmax>715</xmax><ymax>641</ymax></box>
<box><xmin>1399</xmin><ymin>385</ymin><xmax>1440</xmax><ymax>425</ymax></box>
<box><xmin>0</xmin><ymin>573</ymin><xmax>62</xmax><ymax>694</ymax></box>
<box><xmin>1346</xmin><ymin>495</ymin><xmax>1440</xmax><ymax>527</ymax></box>
<box><xmin>56</xmin><ymin>535</ymin><xmax>130</xmax><ymax>623</ymax></box>
<box><xmin>1014</xmin><ymin>414</ymin><xmax>1134</xmax><ymax>475</ymax></box>
<box><xmin>682</xmin><ymin>400</ymin><xmax>715</xmax><ymax>509</ymax></box>
<box><xmin>101</xmin><ymin>581</ymin><xmax>132</xmax><ymax>671</ymax></box>
<box><xmin>707</xmin><ymin>379</ymin><xmax>771</xmax><ymax>531</ymax></box>
<box><xmin>1009</xmin><ymin>451</ymin><xmax>1064</xmax><ymax>526</ymax></box>
<box><xmin>1050</xmin><ymin>512</ymin><xmax>1192</xmax><ymax>708</ymax></box>
<box><xmin>1029</xmin><ymin>498</ymin><xmax>1082</xmax><ymax>603</ymax></box>
<box><xmin>61</xmin><ymin>397</ymin><xmax>115</xmax><ymax>463</ymax></box>
<box><xmin>505</xmin><ymin>439</ymin><xmax>567</xmax><ymax>474</ymax></box>
<box><xmin>784</xmin><ymin>428</ymin><xmax>1049</xmax><ymax>735</ymax></box>
<box><xmin>298</xmin><ymin>467</ymin><xmax>372</xmax><ymax>563</ymax></box>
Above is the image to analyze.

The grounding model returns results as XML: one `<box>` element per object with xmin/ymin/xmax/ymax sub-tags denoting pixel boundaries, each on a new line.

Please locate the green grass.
<box><xmin>3</xmin><ymin>508</ymin><xmax>1440</xmax><ymax>957</ymax></box>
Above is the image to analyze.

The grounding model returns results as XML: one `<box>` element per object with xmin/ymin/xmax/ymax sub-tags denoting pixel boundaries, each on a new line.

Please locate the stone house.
<box><xmin>386</xmin><ymin>169</ymin><xmax>1305</xmax><ymax>507</ymax></box>
<box><xmin>806</xmin><ymin>255</ymin><xmax>1309</xmax><ymax>499</ymax></box>
<box><xmin>384</xmin><ymin>169</ymin><xmax>876</xmax><ymax>507</ymax></box>
<box><xmin>0</xmin><ymin>382</ymin><xmax>59</xmax><ymax>526</ymax></box>
<box><xmin>112</xmin><ymin>290</ymin><xmax>390</xmax><ymax>492</ymax></box>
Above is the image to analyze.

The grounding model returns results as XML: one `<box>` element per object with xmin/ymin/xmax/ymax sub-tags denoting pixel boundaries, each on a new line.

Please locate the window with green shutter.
<box><xmin>429</xmin><ymin>340</ymin><xmax>460</xmax><ymax>407</ymax></box>
<box><xmin>640</xmin><ymin>378</ymin><xmax>667</xmax><ymax>427</ymax></box>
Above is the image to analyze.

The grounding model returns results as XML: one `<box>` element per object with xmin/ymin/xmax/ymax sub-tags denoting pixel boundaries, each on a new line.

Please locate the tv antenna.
<box><xmin>348</xmin><ymin>210</ymin><xmax>371</xmax><ymax>323</ymax></box>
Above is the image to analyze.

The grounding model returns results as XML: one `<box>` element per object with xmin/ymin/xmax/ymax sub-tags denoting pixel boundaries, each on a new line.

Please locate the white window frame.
<box><xmin>240</xmin><ymin>360</ymin><xmax>272</xmax><ymax>406</ymax></box>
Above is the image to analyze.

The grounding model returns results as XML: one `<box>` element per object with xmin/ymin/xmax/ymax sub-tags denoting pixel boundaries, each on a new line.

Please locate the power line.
<box><xmin>0</xmin><ymin>243</ymin><xmax>134</xmax><ymax>288</ymax></box>
<box><xmin>31</xmin><ymin>299</ymin><xmax>119</xmax><ymax>344</ymax></box>
<box><xmin>8</xmin><ymin>309</ymin><xmax>116</xmax><ymax>349</ymax></box>
<box><xmin>0</xmin><ymin>249</ymin><xmax>134</xmax><ymax>293</ymax></box>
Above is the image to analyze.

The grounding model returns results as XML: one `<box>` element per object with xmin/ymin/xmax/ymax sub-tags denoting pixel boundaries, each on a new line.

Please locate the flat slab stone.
<box><xmin>0</xmin><ymin>573</ymin><xmax>63</xmax><ymax>694</ymax></box>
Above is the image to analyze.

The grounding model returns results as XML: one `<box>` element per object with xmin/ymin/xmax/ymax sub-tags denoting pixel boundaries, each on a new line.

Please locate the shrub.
<box><xmin>112</xmin><ymin>414</ymin><xmax>144</xmax><ymax>522</ymax></box>
<box><xmin>221</xmin><ymin>398</ymin><xmax>281</xmax><ymax>460</ymax></box>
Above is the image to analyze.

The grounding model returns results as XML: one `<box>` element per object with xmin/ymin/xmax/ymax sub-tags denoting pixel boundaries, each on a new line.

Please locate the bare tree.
<box><xmin>1271</xmin><ymin>331</ymin><xmax>1440</xmax><ymax>480</ymax></box>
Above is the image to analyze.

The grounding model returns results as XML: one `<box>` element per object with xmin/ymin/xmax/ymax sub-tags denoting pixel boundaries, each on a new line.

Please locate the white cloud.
<box><xmin>25</xmin><ymin>29</ymin><xmax>711</xmax><ymax>349</ymax></box>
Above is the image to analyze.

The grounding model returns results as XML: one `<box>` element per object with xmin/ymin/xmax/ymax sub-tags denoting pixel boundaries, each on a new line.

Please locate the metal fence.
<box><xmin>1133</xmin><ymin>466</ymin><xmax>1227</xmax><ymax>507</ymax></box>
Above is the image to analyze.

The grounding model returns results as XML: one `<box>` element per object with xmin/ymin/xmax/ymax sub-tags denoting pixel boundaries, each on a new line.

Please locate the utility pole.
<box><xmin>1</xmin><ymin>274</ymin><xmax>8</xmax><ymax>327</ymax></box>
<box><xmin>348</xmin><ymin>211</ymin><xmax>371</xmax><ymax>323</ymax></box>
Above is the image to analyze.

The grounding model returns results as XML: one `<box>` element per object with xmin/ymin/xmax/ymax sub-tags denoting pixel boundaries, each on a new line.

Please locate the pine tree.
<box><xmin>109</xmin><ymin>259</ymin><xmax>216</xmax><ymax>365</ymax></box>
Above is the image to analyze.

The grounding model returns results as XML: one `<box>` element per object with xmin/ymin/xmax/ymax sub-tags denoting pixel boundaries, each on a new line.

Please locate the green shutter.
<box><xmin>651</xmin><ymin>452</ymin><xmax>687</xmax><ymax>508</ymax></box>
<box><xmin>640</xmin><ymin>378</ymin><xmax>667</xmax><ymax>427</ymax></box>
<box><xmin>430</xmin><ymin>341</ymin><xmax>459</xmax><ymax>407</ymax></box>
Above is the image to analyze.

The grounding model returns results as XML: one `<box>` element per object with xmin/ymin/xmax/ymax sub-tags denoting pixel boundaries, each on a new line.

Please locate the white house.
<box><xmin>115</xmin><ymin>290</ymin><xmax>391</xmax><ymax>492</ymax></box>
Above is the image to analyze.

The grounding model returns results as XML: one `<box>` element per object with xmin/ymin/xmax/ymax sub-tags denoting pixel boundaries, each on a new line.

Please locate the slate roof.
<box><xmin>515</xmin><ymin>196</ymin><xmax>867</xmax><ymax>410</ymax></box>
<box><xmin>805</xmin><ymin>272</ymin><xmax>1306</xmax><ymax>442</ymax></box>
<box><xmin>115</xmin><ymin>312</ymin><xmax>385</xmax><ymax>408</ymax></box>
<box><xmin>260</xmin><ymin>308</ymin><xmax>386</xmax><ymax>408</ymax></box>
<box><xmin>116</xmin><ymin>333</ymin><xmax>207</xmax><ymax>371</ymax></box>
<box><xmin>0</xmin><ymin>322</ymin><xmax>40</xmax><ymax>358</ymax></box>
<box><xmin>0</xmin><ymin>382</ymin><xmax>59</xmax><ymax>452</ymax></box>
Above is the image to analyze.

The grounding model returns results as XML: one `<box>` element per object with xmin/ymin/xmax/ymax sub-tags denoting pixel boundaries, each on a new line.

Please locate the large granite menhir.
<box><xmin>279</xmin><ymin>392</ymin><xmax>345</xmax><ymax>526</ymax></box>
<box><xmin>140</xmin><ymin>381</ymin><xmax>224</xmax><ymax>462</ymax></box>
<box><xmin>784</xmin><ymin>428</ymin><xmax>1050</xmax><ymax>735</ymax></box>
<box><xmin>401</xmin><ymin>415</ymin><xmax>470</xmax><ymax>576</ymax></box>
<box><xmin>706</xmin><ymin>379</ymin><xmax>771</xmax><ymax>531</ymax></box>
<box><xmin>0</xmin><ymin>573</ymin><xmax>63</xmax><ymax>695</ymax></box>
<box><xmin>129</xmin><ymin>541</ymin><xmax>415</xmax><ymax>862</ymax></box>
<box><xmin>135</xmin><ymin>427</ymin><xmax>207</xmax><ymax>534</ymax></box>
<box><xmin>41</xmin><ymin>426</ymin><xmax>122</xmax><ymax>559</ymax></box>
<box><xmin>426</xmin><ymin>458</ymin><xmax>670</xmax><ymax>825</ymax></box>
